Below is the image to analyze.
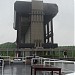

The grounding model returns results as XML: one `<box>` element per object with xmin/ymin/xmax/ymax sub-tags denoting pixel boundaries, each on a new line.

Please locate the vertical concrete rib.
<box><xmin>31</xmin><ymin>0</ymin><xmax>44</xmax><ymax>46</ymax></box>
<box><xmin>51</xmin><ymin>19</ymin><xmax>54</xmax><ymax>43</ymax></box>
<box><xmin>17</xmin><ymin>15</ymin><xmax>21</xmax><ymax>48</ymax></box>
<box><xmin>47</xmin><ymin>23</ymin><xmax>49</xmax><ymax>43</ymax></box>
<box><xmin>44</xmin><ymin>24</ymin><xmax>46</xmax><ymax>43</ymax></box>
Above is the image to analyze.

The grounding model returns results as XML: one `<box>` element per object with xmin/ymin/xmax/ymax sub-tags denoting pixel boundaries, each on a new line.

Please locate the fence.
<box><xmin>0</xmin><ymin>59</ymin><xmax>4</xmax><ymax>75</ymax></box>
<box><xmin>0</xmin><ymin>47</ymin><xmax>75</xmax><ymax>58</ymax></box>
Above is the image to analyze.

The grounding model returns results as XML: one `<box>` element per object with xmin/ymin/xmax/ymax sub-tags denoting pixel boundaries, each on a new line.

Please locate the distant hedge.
<box><xmin>0</xmin><ymin>42</ymin><xmax>16</xmax><ymax>48</ymax></box>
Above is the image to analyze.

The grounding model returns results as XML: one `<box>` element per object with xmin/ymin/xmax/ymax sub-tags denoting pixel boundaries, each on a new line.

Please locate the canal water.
<box><xmin>0</xmin><ymin>61</ymin><xmax>75</xmax><ymax>75</ymax></box>
<box><xmin>66</xmin><ymin>72</ymin><xmax>75</xmax><ymax>75</ymax></box>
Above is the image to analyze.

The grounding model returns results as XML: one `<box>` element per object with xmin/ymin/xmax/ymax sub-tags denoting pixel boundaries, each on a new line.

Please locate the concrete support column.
<box><xmin>31</xmin><ymin>0</ymin><xmax>44</xmax><ymax>46</ymax></box>
<box><xmin>51</xmin><ymin>19</ymin><xmax>54</xmax><ymax>43</ymax></box>
<box><xmin>47</xmin><ymin>23</ymin><xmax>49</xmax><ymax>43</ymax></box>
<box><xmin>44</xmin><ymin>24</ymin><xmax>46</xmax><ymax>43</ymax></box>
<box><xmin>17</xmin><ymin>16</ymin><xmax>21</xmax><ymax>48</ymax></box>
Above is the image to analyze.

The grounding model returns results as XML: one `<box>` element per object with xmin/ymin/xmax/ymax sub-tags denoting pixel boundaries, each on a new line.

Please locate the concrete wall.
<box><xmin>31</xmin><ymin>0</ymin><xmax>44</xmax><ymax>47</ymax></box>
<box><xmin>32</xmin><ymin>0</ymin><xmax>43</xmax><ymax>10</ymax></box>
<box><xmin>25</xmin><ymin>27</ymin><xmax>31</xmax><ymax>43</ymax></box>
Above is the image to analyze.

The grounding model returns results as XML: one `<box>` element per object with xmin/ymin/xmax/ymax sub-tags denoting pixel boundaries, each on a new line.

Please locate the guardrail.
<box><xmin>31</xmin><ymin>57</ymin><xmax>59</xmax><ymax>65</ymax></box>
<box><xmin>0</xmin><ymin>56</ymin><xmax>10</xmax><ymax>65</ymax></box>
<box><xmin>44</xmin><ymin>60</ymin><xmax>75</xmax><ymax>73</ymax></box>
<box><xmin>0</xmin><ymin>59</ymin><xmax>4</xmax><ymax>75</ymax></box>
<box><xmin>31</xmin><ymin>57</ymin><xmax>60</xmax><ymax>75</ymax></box>
<box><xmin>31</xmin><ymin>57</ymin><xmax>43</xmax><ymax>65</ymax></box>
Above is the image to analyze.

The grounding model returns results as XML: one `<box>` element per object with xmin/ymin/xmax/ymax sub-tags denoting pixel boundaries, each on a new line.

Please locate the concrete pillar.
<box><xmin>47</xmin><ymin>23</ymin><xmax>49</xmax><ymax>43</ymax></box>
<box><xmin>31</xmin><ymin>0</ymin><xmax>44</xmax><ymax>47</ymax></box>
<box><xmin>51</xmin><ymin>19</ymin><xmax>54</xmax><ymax>43</ymax></box>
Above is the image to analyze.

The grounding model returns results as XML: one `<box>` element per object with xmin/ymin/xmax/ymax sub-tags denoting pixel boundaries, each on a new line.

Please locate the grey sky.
<box><xmin>0</xmin><ymin>0</ymin><xmax>74</xmax><ymax>46</ymax></box>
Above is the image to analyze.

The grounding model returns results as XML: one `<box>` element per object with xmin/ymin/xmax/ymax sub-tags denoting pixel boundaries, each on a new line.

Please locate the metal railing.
<box><xmin>0</xmin><ymin>56</ymin><xmax>10</xmax><ymax>65</ymax></box>
<box><xmin>44</xmin><ymin>60</ymin><xmax>75</xmax><ymax>73</ymax></box>
<box><xmin>0</xmin><ymin>59</ymin><xmax>4</xmax><ymax>75</ymax></box>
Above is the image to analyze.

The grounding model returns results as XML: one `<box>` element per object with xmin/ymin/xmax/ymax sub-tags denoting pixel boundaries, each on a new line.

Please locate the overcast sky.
<box><xmin>0</xmin><ymin>0</ymin><xmax>74</xmax><ymax>46</ymax></box>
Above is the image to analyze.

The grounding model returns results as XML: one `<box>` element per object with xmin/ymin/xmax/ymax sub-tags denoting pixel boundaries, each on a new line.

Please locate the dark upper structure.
<box><xmin>14</xmin><ymin>1</ymin><xmax>58</xmax><ymax>49</ymax></box>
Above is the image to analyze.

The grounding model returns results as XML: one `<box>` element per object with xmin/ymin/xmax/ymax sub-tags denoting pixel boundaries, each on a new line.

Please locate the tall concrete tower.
<box><xmin>14</xmin><ymin>0</ymin><xmax>58</xmax><ymax>49</ymax></box>
<box><xmin>31</xmin><ymin>0</ymin><xmax>44</xmax><ymax>47</ymax></box>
